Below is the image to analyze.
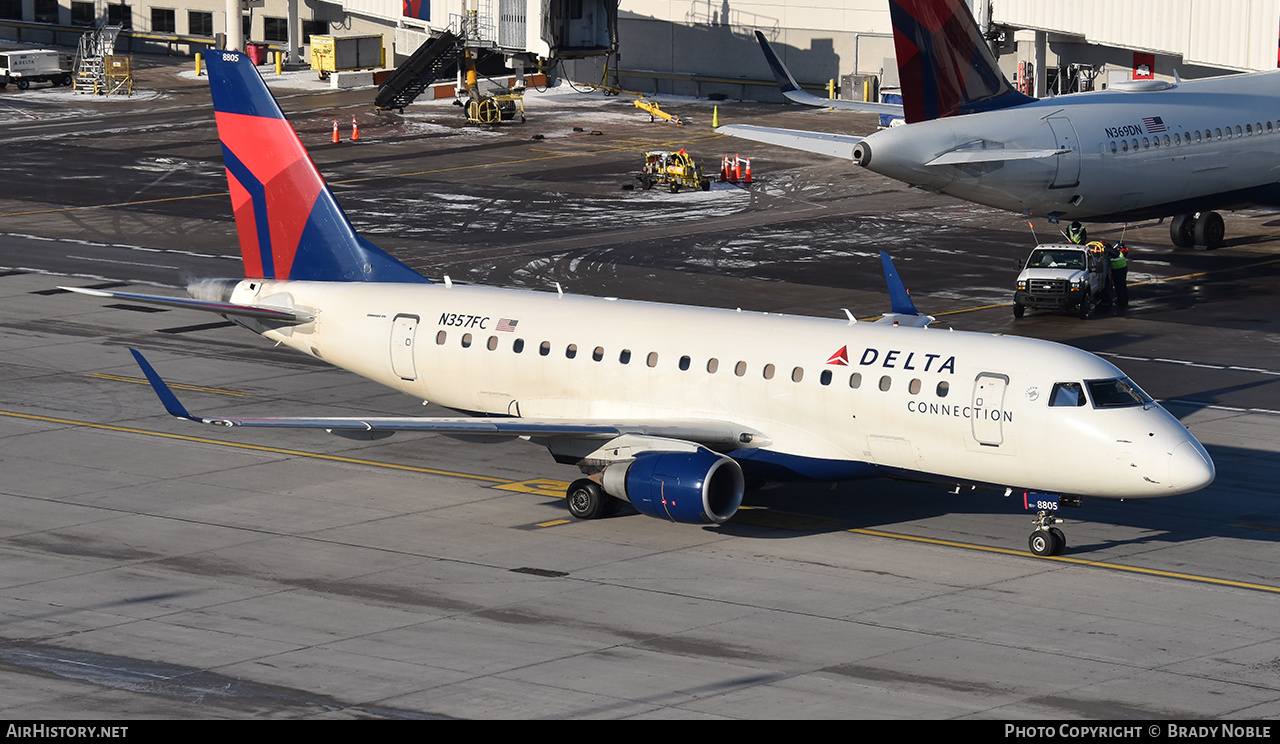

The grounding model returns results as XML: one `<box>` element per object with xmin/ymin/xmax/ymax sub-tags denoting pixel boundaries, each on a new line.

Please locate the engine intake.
<box><xmin>602</xmin><ymin>448</ymin><xmax>745</xmax><ymax>524</ymax></box>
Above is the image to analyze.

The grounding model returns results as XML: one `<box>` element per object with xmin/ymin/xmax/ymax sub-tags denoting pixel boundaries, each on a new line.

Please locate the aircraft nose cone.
<box><xmin>1169</xmin><ymin>440</ymin><xmax>1215</xmax><ymax>493</ymax></box>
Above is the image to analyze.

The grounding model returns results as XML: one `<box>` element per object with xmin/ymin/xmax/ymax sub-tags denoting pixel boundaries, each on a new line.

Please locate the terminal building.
<box><xmin>0</xmin><ymin>1</ymin><xmax>1276</xmax><ymax>101</ymax></box>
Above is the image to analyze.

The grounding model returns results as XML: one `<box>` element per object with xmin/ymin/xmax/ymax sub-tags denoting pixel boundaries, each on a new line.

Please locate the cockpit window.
<box><xmin>1049</xmin><ymin>382</ymin><xmax>1087</xmax><ymax>407</ymax></box>
<box><xmin>1086</xmin><ymin>378</ymin><xmax>1152</xmax><ymax>408</ymax></box>
<box><xmin>1027</xmin><ymin>249</ymin><xmax>1085</xmax><ymax>270</ymax></box>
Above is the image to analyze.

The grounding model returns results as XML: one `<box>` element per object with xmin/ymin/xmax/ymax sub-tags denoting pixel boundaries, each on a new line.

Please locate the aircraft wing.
<box><xmin>62</xmin><ymin>286</ymin><xmax>314</xmax><ymax>324</ymax></box>
<box><xmin>755</xmin><ymin>30</ymin><xmax>904</xmax><ymax>115</ymax></box>
<box><xmin>128</xmin><ymin>349</ymin><xmax>771</xmax><ymax>450</ymax></box>
<box><xmin>717</xmin><ymin>124</ymin><xmax>863</xmax><ymax>160</ymax></box>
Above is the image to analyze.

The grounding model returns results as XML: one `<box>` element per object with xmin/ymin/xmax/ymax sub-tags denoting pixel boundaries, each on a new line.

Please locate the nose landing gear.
<box><xmin>1029</xmin><ymin>513</ymin><xmax>1067</xmax><ymax>556</ymax></box>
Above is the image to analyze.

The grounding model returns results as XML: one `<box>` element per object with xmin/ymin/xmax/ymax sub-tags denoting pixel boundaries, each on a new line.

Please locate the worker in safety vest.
<box><xmin>1108</xmin><ymin>242</ymin><xmax>1129</xmax><ymax>308</ymax></box>
<box><xmin>1067</xmin><ymin>221</ymin><xmax>1088</xmax><ymax>244</ymax></box>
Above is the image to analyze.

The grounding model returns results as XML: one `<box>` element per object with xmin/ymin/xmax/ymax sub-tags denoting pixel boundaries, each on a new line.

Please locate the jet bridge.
<box><xmin>375</xmin><ymin>0</ymin><xmax>617</xmax><ymax>111</ymax></box>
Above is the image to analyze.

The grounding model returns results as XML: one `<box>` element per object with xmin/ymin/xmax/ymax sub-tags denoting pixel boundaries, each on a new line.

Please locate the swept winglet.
<box><xmin>878</xmin><ymin>252</ymin><xmax>932</xmax><ymax>327</ymax></box>
<box><xmin>129</xmin><ymin>349</ymin><xmax>197</xmax><ymax>421</ymax></box>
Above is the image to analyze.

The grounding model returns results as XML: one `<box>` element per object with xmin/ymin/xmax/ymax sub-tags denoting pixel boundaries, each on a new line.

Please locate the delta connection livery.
<box><xmin>69</xmin><ymin>49</ymin><xmax>1214</xmax><ymax>557</ymax></box>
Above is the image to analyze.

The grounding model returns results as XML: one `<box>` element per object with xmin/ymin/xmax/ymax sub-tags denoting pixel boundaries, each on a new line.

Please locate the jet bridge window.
<box><xmin>1049</xmin><ymin>382</ymin><xmax>1086</xmax><ymax>407</ymax></box>
<box><xmin>1086</xmin><ymin>378</ymin><xmax>1152</xmax><ymax>408</ymax></box>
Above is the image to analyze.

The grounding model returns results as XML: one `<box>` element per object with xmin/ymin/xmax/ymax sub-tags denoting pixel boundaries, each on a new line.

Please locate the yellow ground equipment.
<box><xmin>311</xmin><ymin>34</ymin><xmax>384</xmax><ymax>80</ymax></box>
<box><xmin>633</xmin><ymin>99</ymin><xmax>682</xmax><ymax>126</ymax></box>
<box><xmin>465</xmin><ymin>93</ymin><xmax>525</xmax><ymax>124</ymax></box>
<box><xmin>638</xmin><ymin>149</ymin><xmax>710</xmax><ymax>193</ymax></box>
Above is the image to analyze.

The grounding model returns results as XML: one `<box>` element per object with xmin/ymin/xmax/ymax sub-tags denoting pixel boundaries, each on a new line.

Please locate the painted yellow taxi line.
<box><xmin>3</xmin><ymin>408</ymin><xmax>1275</xmax><ymax>594</ymax></box>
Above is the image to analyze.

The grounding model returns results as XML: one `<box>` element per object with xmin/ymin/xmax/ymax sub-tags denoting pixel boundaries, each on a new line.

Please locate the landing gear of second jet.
<box><xmin>1170</xmin><ymin>212</ymin><xmax>1224</xmax><ymax>250</ymax></box>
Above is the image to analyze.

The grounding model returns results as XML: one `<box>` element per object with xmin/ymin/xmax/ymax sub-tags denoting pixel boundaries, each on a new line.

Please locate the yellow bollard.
<box><xmin>712</xmin><ymin>105</ymin><xmax>719</xmax><ymax>128</ymax></box>
<box><xmin>194</xmin><ymin>52</ymin><xmax>202</xmax><ymax>77</ymax></box>
<box><xmin>828</xmin><ymin>79</ymin><xmax>835</xmax><ymax>99</ymax></box>
<box><xmin>275</xmin><ymin>51</ymin><xmax>283</xmax><ymax>76</ymax></box>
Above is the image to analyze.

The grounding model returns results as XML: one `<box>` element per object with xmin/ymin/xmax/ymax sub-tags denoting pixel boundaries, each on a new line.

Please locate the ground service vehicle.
<box><xmin>1014</xmin><ymin>243</ymin><xmax>1112</xmax><ymax>319</ymax></box>
<box><xmin>0</xmin><ymin>49</ymin><xmax>70</xmax><ymax>89</ymax></box>
<box><xmin>637</xmin><ymin>149</ymin><xmax>710</xmax><ymax>192</ymax></box>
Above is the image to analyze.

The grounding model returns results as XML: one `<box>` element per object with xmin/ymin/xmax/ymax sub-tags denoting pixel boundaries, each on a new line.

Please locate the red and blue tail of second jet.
<box><xmin>204</xmin><ymin>49</ymin><xmax>427</xmax><ymax>284</ymax></box>
<box><xmin>888</xmin><ymin>0</ymin><xmax>1033</xmax><ymax>123</ymax></box>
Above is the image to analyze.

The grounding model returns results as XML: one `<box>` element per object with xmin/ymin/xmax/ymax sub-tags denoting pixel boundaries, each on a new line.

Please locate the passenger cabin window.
<box><xmin>566</xmin><ymin>344</ymin><xmax>577</xmax><ymax>359</ymax></box>
<box><xmin>735</xmin><ymin>361</ymin><xmax>747</xmax><ymax>377</ymax></box>
<box><xmin>937</xmin><ymin>381</ymin><xmax>950</xmax><ymax>397</ymax></box>
<box><xmin>707</xmin><ymin>358</ymin><xmax>719</xmax><ymax>374</ymax></box>
<box><xmin>791</xmin><ymin>367</ymin><xmax>803</xmax><ymax>383</ymax></box>
<box><xmin>820</xmin><ymin>369</ymin><xmax>832</xmax><ymax>386</ymax></box>
<box><xmin>619</xmin><ymin>349</ymin><xmax>631</xmax><ymax>364</ymax></box>
<box><xmin>487</xmin><ymin>336</ymin><xmax>498</xmax><ymax>351</ymax></box>
<box><xmin>592</xmin><ymin>346</ymin><xmax>604</xmax><ymax>362</ymax></box>
<box><xmin>436</xmin><ymin>330</ymin><xmax>447</xmax><ymax>345</ymax></box>
<box><xmin>539</xmin><ymin>341</ymin><xmax>551</xmax><ymax>356</ymax></box>
<box><xmin>647</xmin><ymin>352</ymin><xmax>659</xmax><ymax>368</ymax></box>
<box><xmin>849</xmin><ymin>372</ymin><xmax>862</xmax><ymax>389</ymax></box>
<box><xmin>513</xmin><ymin>338</ymin><xmax>525</xmax><ymax>353</ymax></box>
<box><xmin>461</xmin><ymin>333</ymin><xmax>472</xmax><ymax>348</ymax></box>
<box><xmin>679</xmin><ymin>355</ymin><xmax>691</xmax><ymax>371</ymax></box>
<box><xmin>762</xmin><ymin>364</ymin><xmax>775</xmax><ymax>380</ymax></box>
<box><xmin>878</xmin><ymin>375</ymin><xmax>892</xmax><ymax>392</ymax></box>
<box><xmin>1086</xmin><ymin>378</ymin><xmax>1152</xmax><ymax>408</ymax></box>
<box><xmin>909</xmin><ymin>378</ymin><xmax>922</xmax><ymax>394</ymax></box>
<box><xmin>1049</xmin><ymin>382</ymin><xmax>1086</xmax><ymax>407</ymax></box>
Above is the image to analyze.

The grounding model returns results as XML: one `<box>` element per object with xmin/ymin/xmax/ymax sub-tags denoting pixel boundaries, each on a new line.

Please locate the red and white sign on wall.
<box><xmin>1133</xmin><ymin>52</ymin><xmax>1154</xmax><ymax>80</ymax></box>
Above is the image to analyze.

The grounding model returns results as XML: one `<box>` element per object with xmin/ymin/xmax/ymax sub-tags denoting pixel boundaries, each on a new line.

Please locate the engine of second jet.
<box><xmin>602</xmin><ymin>448</ymin><xmax>745</xmax><ymax>524</ymax></box>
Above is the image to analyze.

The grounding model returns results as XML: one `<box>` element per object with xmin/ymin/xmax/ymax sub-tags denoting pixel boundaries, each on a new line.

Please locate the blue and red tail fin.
<box><xmin>204</xmin><ymin>49</ymin><xmax>427</xmax><ymax>284</ymax></box>
<box><xmin>888</xmin><ymin>0</ymin><xmax>1033</xmax><ymax>124</ymax></box>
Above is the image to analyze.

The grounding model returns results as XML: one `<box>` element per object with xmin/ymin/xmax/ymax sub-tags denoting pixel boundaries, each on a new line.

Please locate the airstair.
<box><xmin>73</xmin><ymin>24</ymin><xmax>132</xmax><ymax>96</ymax></box>
<box><xmin>374</xmin><ymin>31</ymin><xmax>464</xmax><ymax>112</ymax></box>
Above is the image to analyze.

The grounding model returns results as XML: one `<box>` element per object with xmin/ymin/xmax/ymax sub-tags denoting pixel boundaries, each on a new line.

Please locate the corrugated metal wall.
<box><xmin>994</xmin><ymin>0</ymin><xmax>1280</xmax><ymax>71</ymax></box>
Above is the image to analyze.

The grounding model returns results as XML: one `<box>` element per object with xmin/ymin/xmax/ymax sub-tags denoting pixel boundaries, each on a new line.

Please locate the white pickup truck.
<box><xmin>1013</xmin><ymin>243</ymin><xmax>1112</xmax><ymax>319</ymax></box>
<box><xmin>0</xmin><ymin>49</ymin><xmax>71</xmax><ymax>90</ymax></box>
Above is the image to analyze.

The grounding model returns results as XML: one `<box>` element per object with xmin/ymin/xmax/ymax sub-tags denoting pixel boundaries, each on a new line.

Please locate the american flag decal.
<box><xmin>1143</xmin><ymin>116</ymin><xmax>1167</xmax><ymax>134</ymax></box>
<box><xmin>496</xmin><ymin>318</ymin><xmax>518</xmax><ymax>332</ymax></box>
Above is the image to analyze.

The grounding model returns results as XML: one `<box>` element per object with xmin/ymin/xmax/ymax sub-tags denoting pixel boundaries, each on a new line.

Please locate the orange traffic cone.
<box><xmin>332</xmin><ymin>120</ymin><xmax>340</xmax><ymax>144</ymax></box>
<box><xmin>744</xmin><ymin>157</ymin><xmax>753</xmax><ymax>184</ymax></box>
<box><xmin>351</xmin><ymin>115</ymin><xmax>360</xmax><ymax>141</ymax></box>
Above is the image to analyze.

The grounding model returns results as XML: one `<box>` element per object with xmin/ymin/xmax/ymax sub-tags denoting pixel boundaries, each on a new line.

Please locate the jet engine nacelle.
<box><xmin>602</xmin><ymin>448</ymin><xmax>745</xmax><ymax>524</ymax></box>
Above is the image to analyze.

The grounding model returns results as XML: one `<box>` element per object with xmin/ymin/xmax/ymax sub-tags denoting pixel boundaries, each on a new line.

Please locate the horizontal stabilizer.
<box><xmin>128</xmin><ymin>350</ymin><xmax>771</xmax><ymax>450</ymax></box>
<box><xmin>925</xmin><ymin>148</ymin><xmax>1063</xmax><ymax>166</ymax></box>
<box><xmin>717</xmin><ymin>124</ymin><xmax>863</xmax><ymax>160</ymax></box>
<box><xmin>755</xmin><ymin>31</ymin><xmax>904</xmax><ymax>115</ymax></box>
<box><xmin>63</xmin><ymin>286</ymin><xmax>314</xmax><ymax>324</ymax></box>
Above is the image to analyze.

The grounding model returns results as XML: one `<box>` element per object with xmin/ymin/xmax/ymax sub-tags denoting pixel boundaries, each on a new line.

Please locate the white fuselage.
<box><xmin>229</xmin><ymin>278</ymin><xmax>1214</xmax><ymax>499</ymax></box>
<box><xmin>862</xmin><ymin>71</ymin><xmax>1280</xmax><ymax>221</ymax></box>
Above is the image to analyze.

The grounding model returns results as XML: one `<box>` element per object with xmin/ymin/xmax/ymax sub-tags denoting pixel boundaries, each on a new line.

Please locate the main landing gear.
<box><xmin>1170</xmin><ymin>211</ymin><xmax>1224</xmax><ymax>250</ymax></box>
<box><xmin>565</xmin><ymin>478</ymin><xmax>622</xmax><ymax>520</ymax></box>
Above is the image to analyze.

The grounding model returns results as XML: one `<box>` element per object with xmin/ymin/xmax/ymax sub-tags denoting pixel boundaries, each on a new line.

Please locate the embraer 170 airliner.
<box><xmin>720</xmin><ymin>0</ymin><xmax>1280</xmax><ymax>249</ymax></box>
<box><xmin>70</xmin><ymin>49</ymin><xmax>1213</xmax><ymax>557</ymax></box>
